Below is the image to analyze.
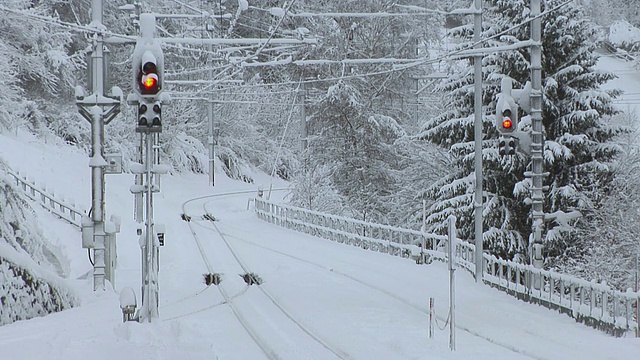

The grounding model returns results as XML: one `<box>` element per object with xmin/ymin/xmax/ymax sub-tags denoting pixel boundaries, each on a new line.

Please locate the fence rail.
<box><xmin>7</xmin><ymin>170</ymin><xmax>84</xmax><ymax>228</ymax></box>
<box><xmin>254</xmin><ymin>198</ymin><xmax>640</xmax><ymax>336</ymax></box>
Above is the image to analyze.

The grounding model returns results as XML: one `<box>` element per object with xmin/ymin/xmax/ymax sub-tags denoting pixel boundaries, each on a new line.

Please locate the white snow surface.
<box><xmin>0</xmin><ymin>129</ymin><xmax>639</xmax><ymax>359</ymax></box>
<box><xmin>598</xmin><ymin>52</ymin><xmax>640</xmax><ymax>117</ymax></box>
<box><xmin>609</xmin><ymin>20</ymin><xmax>640</xmax><ymax>47</ymax></box>
<box><xmin>2</xmin><ymin>50</ymin><xmax>640</xmax><ymax>357</ymax></box>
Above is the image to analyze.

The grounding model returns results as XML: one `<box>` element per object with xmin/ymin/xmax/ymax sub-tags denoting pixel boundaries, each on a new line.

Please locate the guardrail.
<box><xmin>483</xmin><ymin>254</ymin><xmax>639</xmax><ymax>336</ymax></box>
<box><xmin>255</xmin><ymin>198</ymin><xmax>640</xmax><ymax>336</ymax></box>
<box><xmin>7</xmin><ymin>170</ymin><xmax>85</xmax><ymax>228</ymax></box>
<box><xmin>601</xmin><ymin>40</ymin><xmax>635</xmax><ymax>61</ymax></box>
<box><xmin>254</xmin><ymin>198</ymin><xmax>476</xmax><ymax>272</ymax></box>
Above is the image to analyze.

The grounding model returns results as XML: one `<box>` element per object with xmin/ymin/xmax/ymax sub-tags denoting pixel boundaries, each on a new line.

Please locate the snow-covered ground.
<box><xmin>0</xmin><ymin>127</ymin><xmax>639</xmax><ymax>360</ymax></box>
<box><xmin>598</xmin><ymin>53</ymin><xmax>640</xmax><ymax>117</ymax></box>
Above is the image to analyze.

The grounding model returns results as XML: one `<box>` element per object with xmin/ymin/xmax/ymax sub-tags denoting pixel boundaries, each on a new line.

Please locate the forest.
<box><xmin>0</xmin><ymin>0</ymin><xmax>640</xmax><ymax>295</ymax></box>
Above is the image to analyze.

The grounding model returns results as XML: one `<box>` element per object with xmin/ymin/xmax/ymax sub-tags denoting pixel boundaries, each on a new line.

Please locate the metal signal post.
<box><xmin>530</xmin><ymin>0</ymin><xmax>545</xmax><ymax>271</ymax></box>
<box><xmin>127</xmin><ymin>13</ymin><xmax>170</xmax><ymax>322</ymax></box>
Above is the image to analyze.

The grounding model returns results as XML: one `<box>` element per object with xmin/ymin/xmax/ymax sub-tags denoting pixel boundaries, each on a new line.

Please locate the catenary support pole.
<box><xmin>473</xmin><ymin>0</ymin><xmax>484</xmax><ymax>282</ymax></box>
<box><xmin>90</xmin><ymin>0</ymin><xmax>110</xmax><ymax>290</ymax></box>
<box><xmin>78</xmin><ymin>0</ymin><xmax>121</xmax><ymax>291</ymax></box>
<box><xmin>208</xmin><ymin>42</ymin><xmax>215</xmax><ymax>187</ymax></box>
<box><xmin>300</xmin><ymin>81</ymin><xmax>307</xmax><ymax>151</ymax></box>
<box><xmin>530</xmin><ymin>0</ymin><xmax>545</xmax><ymax>272</ymax></box>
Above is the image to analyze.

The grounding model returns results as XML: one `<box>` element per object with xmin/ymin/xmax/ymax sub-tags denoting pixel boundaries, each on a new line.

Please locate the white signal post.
<box><xmin>447</xmin><ymin>216</ymin><xmax>457</xmax><ymax>351</ymax></box>
<box><xmin>126</xmin><ymin>13</ymin><xmax>170</xmax><ymax>322</ymax></box>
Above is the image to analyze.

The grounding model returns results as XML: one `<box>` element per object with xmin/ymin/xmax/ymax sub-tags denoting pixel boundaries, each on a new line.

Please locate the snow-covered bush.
<box><xmin>163</xmin><ymin>132</ymin><xmax>209</xmax><ymax>174</ymax></box>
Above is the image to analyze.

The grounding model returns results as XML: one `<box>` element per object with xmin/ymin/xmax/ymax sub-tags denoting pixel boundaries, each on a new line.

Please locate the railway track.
<box><xmin>215</xmin><ymin>227</ymin><xmax>544</xmax><ymax>360</ymax></box>
<box><xmin>169</xmin><ymin>190</ymin><xmax>545</xmax><ymax>359</ymax></box>
<box><xmin>173</xmin><ymin>191</ymin><xmax>349</xmax><ymax>360</ymax></box>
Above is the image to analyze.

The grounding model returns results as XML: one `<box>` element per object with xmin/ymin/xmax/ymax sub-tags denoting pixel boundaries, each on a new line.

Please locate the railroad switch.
<box><xmin>241</xmin><ymin>273</ymin><xmax>262</xmax><ymax>285</ymax></box>
<box><xmin>204</xmin><ymin>273</ymin><xmax>222</xmax><ymax>286</ymax></box>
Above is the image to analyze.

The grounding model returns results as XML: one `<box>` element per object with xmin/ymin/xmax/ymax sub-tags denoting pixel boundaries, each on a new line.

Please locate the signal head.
<box><xmin>152</xmin><ymin>102</ymin><xmax>161</xmax><ymax>127</ymax></box>
<box><xmin>136</xmin><ymin>50</ymin><xmax>162</xmax><ymax>96</ymax></box>
<box><xmin>507</xmin><ymin>138</ymin><xmax>516</xmax><ymax>155</ymax></box>
<box><xmin>138</xmin><ymin>103</ymin><xmax>148</xmax><ymax>126</ymax></box>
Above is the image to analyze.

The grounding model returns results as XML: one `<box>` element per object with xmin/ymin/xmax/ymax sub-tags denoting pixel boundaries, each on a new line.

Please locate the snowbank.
<box><xmin>609</xmin><ymin>20</ymin><xmax>640</xmax><ymax>49</ymax></box>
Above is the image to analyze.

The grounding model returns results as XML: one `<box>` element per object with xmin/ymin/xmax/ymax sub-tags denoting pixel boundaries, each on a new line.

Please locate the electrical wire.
<box><xmin>206</xmin><ymin>0</ymin><xmax>575</xmax><ymax>90</ymax></box>
<box><xmin>0</xmin><ymin>4</ymin><xmax>136</xmax><ymax>42</ymax></box>
<box><xmin>267</xmin><ymin>79</ymin><xmax>301</xmax><ymax>199</ymax></box>
<box><xmin>0</xmin><ymin>0</ymin><xmax>574</xmax><ymax>93</ymax></box>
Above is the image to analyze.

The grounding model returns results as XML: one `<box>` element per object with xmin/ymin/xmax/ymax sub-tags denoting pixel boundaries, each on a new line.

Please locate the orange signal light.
<box><xmin>502</xmin><ymin>118</ymin><xmax>513</xmax><ymax>130</ymax></box>
<box><xmin>142</xmin><ymin>74</ymin><xmax>158</xmax><ymax>90</ymax></box>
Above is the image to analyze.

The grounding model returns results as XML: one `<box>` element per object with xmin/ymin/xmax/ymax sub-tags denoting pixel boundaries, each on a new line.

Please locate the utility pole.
<box><xmin>530</xmin><ymin>0</ymin><xmax>545</xmax><ymax>271</ymax></box>
<box><xmin>473</xmin><ymin>0</ymin><xmax>484</xmax><ymax>282</ymax></box>
<box><xmin>207</xmin><ymin>10</ymin><xmax>216</xmax><ymax>187</ymax></box>
<box><xmin>76</xmin><ymin>0</ymin><xmax>122</xmax><ymax>291</ymax></box>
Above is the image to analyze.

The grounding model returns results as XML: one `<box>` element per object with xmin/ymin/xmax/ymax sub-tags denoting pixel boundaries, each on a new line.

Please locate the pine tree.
<box><xmin>419</xmin><ymin>0</ymin><xmax>622</xmax><ymax>263</ymax></box>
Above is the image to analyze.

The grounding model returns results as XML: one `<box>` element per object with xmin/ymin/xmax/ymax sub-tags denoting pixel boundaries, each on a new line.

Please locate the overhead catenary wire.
<box><xmin>0</xmin><ymin>0</ymin><xmax>572</xmax><ymax>89</ymax></box>
<box><xmin>175</xmin><ymin>0</ymin><xmax>575</xmax><ymax>92</ymax></box>
<box><xmin>0</xmin><ymin>0</ymin><xmax>576</xmax><ymax>102</ymax></box>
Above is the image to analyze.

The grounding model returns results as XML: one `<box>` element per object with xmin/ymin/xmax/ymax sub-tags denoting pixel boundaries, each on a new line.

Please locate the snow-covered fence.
<box><xmin>7</xmin><ymin>170</ymin><xmax>84</xmax><ymax>228</ymax></box>
<box><xmin>483</xmin><ymin>254</ymin><xmax>639</xmax><ymax>336</ymax></box>
<box><xmin>254</xmin><ymin>198</ymin><xmax>640</xmax><ymax>336</ymax></box>
<box><xmin>254</xmin><ymin>199</ymin><xmax>474</xmax><ymax>271</ymax></box>
<box><xmin>258</xmin><ymin>199</ymin><xmax>435</xmax><ymax>258</ymax></box>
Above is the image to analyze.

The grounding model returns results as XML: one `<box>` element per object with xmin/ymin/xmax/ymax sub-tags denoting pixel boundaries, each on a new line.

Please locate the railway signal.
<box><xmin>136</xmin><ymin>100</ymin><xmax>162</xmax><ymax>132</ymax></box>
<box><xmin>495</xmin><ymin>78</ymin><xmax>519</xmax><ymax>135</ymax></box>
<box><xmin>498</xmin><ymin>136</ymin><xmax>516</xmax><ymax>156</ymax></box>
<box><xmin>138</xmin><ymin>50</ymin><xmax>161</xmax><ymax>95</ymax></box>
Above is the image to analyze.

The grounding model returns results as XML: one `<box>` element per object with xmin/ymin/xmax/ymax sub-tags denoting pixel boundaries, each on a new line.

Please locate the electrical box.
<box><xmin>81</xmin><ymin>215</ymin><xmax>94</xmax><ymax>249</ymax></box>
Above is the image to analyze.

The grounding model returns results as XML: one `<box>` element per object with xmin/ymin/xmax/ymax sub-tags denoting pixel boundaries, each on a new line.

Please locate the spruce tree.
<box><xmin>419</xmin><ymin>0</ymin><xmax>621</xmax><ymax>263</ymax></box>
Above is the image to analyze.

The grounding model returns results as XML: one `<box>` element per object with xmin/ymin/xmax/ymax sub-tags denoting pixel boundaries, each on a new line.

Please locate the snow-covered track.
<box><xmin>219</xmin><ymin>229</ymin><xmax>543</xmax><ymax>360</ymax></box>
<box><xmin>179</xmin><ymin>191</ymin><xmax>350</xmax><ymax>360</ymax></box>
<box><xmin>180</xmin><ymin>194</ymin><xmax>278</xmax><ymax>360</ymax></box>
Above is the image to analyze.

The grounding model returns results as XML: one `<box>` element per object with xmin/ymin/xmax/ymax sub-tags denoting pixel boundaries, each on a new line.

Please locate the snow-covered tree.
<box><xmin>558</xmin><ymin>107</ymin><xmax>640</xmax><ymax>291</ymax></box>
<box><xmin>287</xmin><ymin>1</ymin><xmax>442</xmax><ymax>223</ymax></box>
<box><xmin>420</xmin><ymin>0</ymin><xmax>622</xmax><ymax>263</ymax></box>
<box><xmin>303</xmin><ymin>80</ymin><xmax>406</xmax><ymax>222</ymax></box>
<box><xmin>580</xmin><ymin>0</ymin><xmax>640</xmax><ymax>27</ymax></box>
